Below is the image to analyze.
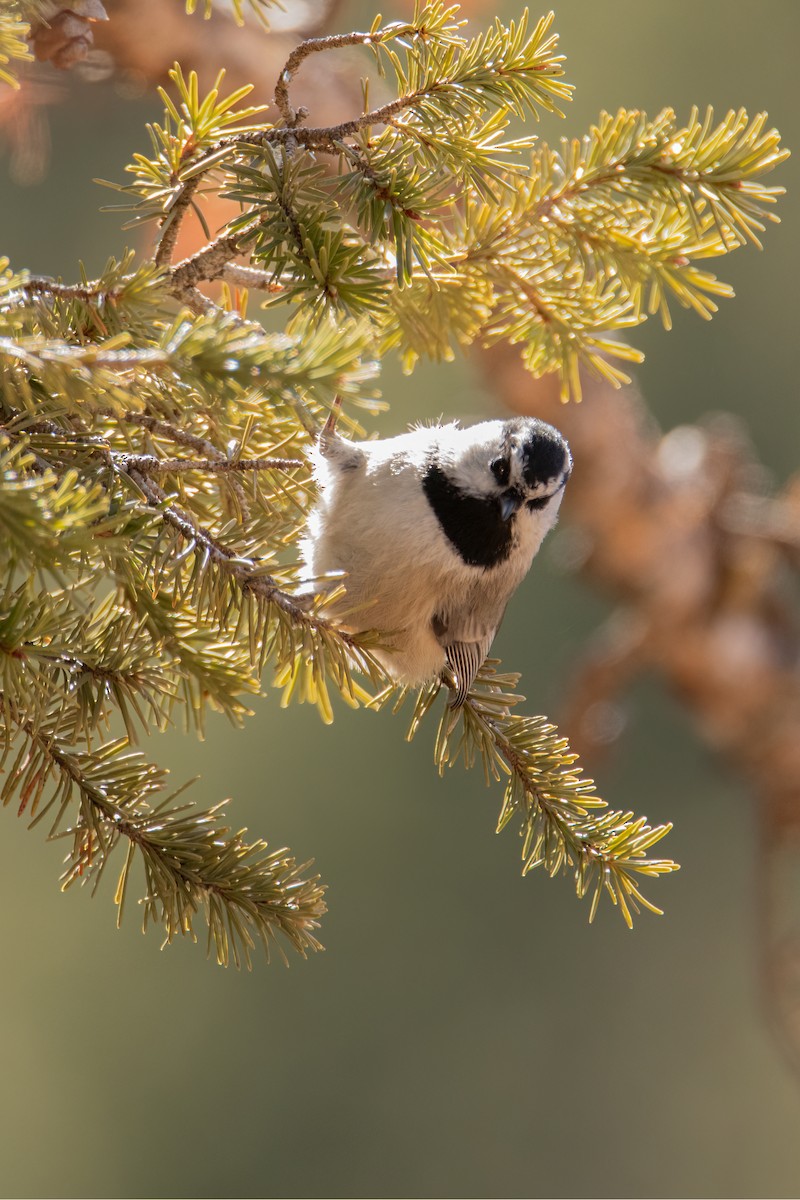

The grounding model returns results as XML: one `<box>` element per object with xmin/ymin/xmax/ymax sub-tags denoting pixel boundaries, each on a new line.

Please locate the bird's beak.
<box><xmin>500</xmin><ymin>491</ymin><xmax>522</xmax><ymax>521</ymax></box>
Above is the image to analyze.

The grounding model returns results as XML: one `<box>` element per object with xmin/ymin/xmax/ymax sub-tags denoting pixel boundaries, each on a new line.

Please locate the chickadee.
<box><xmin>302</xmin><ymin>407</ymin><xmax>572</xmax><ymax>707</ymax></box>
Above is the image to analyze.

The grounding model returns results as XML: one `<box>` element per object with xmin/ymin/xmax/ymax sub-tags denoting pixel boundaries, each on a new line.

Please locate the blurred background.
<box><xmin>1</xmin><ymin>1</ymin><xmax>799</xmax><ymax>1196</ymax></box>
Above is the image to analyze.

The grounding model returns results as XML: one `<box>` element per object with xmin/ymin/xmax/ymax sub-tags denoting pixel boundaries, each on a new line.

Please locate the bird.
<box><xmin>301</xmin><ymin>402</ymin><xmax>572</xmax><ymax>707</ymax></box>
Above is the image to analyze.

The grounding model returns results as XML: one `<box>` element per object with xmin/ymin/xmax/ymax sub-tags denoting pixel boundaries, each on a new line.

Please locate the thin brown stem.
<box><xmin>168</xmin><ymin>187</ymin><xmax>312</xmax><ymax>297</ymax></box>
<box><xmin>124</xmin><ymin>467</ymin><xmax>368</xmax><ymax>652</ymax></box>
<box><xmin>262</xmin><ymin>90</ymin><xmax>435</xmax><ymax>149</ymax></box>
<box><xmin>119</xmin><ymin>453</ymin><xmax>305</xmax><ymax>474</ymax></box>
<box><xmin>168</xmin><ymin>233</ymin><xmax>243</xmax><ymax>299</ymax></box>
<box><xmin>182</xmin><ymin>285</ymin><xmax>218</xmax><ymax>315</ymax></box>
<box><xmin>120</xmin><ymin>412</ymin><xmax>221</xmax><ymax>456</ymax></box>
<box><xmin>119</xmin><ymin>411</ymin><xmax>253</xmax><ymax>520</ymax></box>
<box><xmin>220</xmin><ymin>264</ymin><xmax>285</xmax><ymax>292</ymax></box>
<box><xmin>155</xmin><ymin>176</ymin><xmax>201</xmax><ymax>268</ymax></box>
<box><xmin>16</xmin><ymin>277</ymin><xmax>125</xmax><ymax>303</ymax></box>
<box><xmin>273</xmin><ymin>26</ymin><xmax>420</xmax><ymax>126</ymax></box>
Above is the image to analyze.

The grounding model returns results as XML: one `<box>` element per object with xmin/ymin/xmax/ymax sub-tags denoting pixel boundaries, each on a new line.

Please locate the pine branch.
<box><xmin>119</xmin><ymin>410</ymin><xmax>256</xmax><ymax>518</ymax></box>
<box><xmin>0</xmin><ymin>700</ymin><xmax>326</xmax><ymax>966</ymax></box>
<box><xmin>75</xmin><ymin>23</ymin><xmax>789</xmax><ymax>394</ymax></box>
<box><xmin>3</xmin><ymin>4</ymin><xmax>789</xmax><ymax>959</ymax></box>
<box><xmin>14</xmin><ymin>433</ymin><xmax>379</xmax><ymax>707</ymax></box>
<box><xmin>0</xmin><ymin>581</ymin><xmax>177</xmax><ymax>744</ymax></box>
<box><xmin>122</xmin><ymin>463</ymin><xmax>383</xmax><ymax>683</ymax></box>
<box><xmin>107</xmin><ymin>8</ymin><xmax>569</xmax><ymax>295</ymax></box>
<box><xmin>0</xmin><ymin>420</ymin><xmax>386</xmax><ymax>733</ymax></box>
<box><xmin>0</xmin><ymin>8</ymin><xmax>32</xmax><ymax>88</ymax></box>
<box><xmin>381</xmin><ymin>661</ymin><xmax>677</xmax><ymax>926</ymax></box>
<box><xmin>0</xmin><ymin>435</ymin><xmax>113</xmax><ymax>570</ymax></box>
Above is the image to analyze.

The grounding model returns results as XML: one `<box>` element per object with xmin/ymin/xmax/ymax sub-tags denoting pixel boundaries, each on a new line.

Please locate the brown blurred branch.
<box><xmin>2</xmin><ymin>0</ymin><xmax>352</xmax><ymax>188</ymax></box>
<box><xmin>476</xmin><ymin>341</ymin><xmax>800</xmax><ymax>1069</ymax></box>
<box><xmin>93</xmin><ymin>0</ymin><xmax>349</xmax><ymax>88</ymax></box>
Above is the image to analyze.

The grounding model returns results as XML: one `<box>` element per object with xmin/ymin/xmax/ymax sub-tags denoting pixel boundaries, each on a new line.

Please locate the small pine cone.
<box><xmin>29</xmin><ymin>2</ymin><xmax>109</xmax><ymax>70</ymax></box>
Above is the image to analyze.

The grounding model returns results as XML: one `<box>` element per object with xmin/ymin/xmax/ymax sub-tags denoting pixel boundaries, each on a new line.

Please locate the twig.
<box><xmin>168</xmin><ymin>202</ymin><xmax>308</xmax><ymax>297</ymax></box>
<box><xmin>120</xmin><ymin>412</ymin><xmax>225</xmax><ymax>458</ymax></box>
<box><xmin>273</xmin><ymin>27</ymin><xmax>421</xmax><ymax>127</ymax></box>
<box><xmin>254</xmin><ymin>93</ymin><xmax>441</xmax><ymax>149</ymax></box>
<box><xmin>124</xmin><ymin>467</ymin><xmax>370</xmax><ymax>652</ymax></box>
<box><xmin>155</xmin><ymin>176</ymin><xmax>201</xmax><ymax>269</ymax></box>
<box><xmin>169</xmin><ymin>233</ymin><xmax>244</xmax><ymax>298</ymax></box>
<box><xmin>4</xmin><ymin>416</ymin><xmax>338</xmax><ymax>648</ymax></box>
<box><xmin>220</xmin><ymin>264</ymin><xmax>285</xmax><ymax>292</ymax></box>
<box><xmin>2</xmin><ymin>693</ymin><xmax>325</xmax><ymax>958</ymax></box>
<box><xmin>119</xmin><ymin>413</ymin><xmax>255</xmax><ymax>521</ymax></box>
<box><xmin>15</xmin><ymin>409</ymin><xmax>256</xmax><ymax>527</ymax></box>
<box><xmin>126</xmin><ymin>424</ymin><xmax>272</xmax><ymax>517</ymax></box>
<box><xmin>181</xmin><ymin>285</ymin><xmax>218</xmax><ymax>315</ymax></box>
<box><xmin>118</xmin><ymin>453</ymin><xmax>305</xmax><ymax>474</ymax></box>
<box><xmin>13</xmin><ymin>277</ymin><xmax>125</xmax><ymax>304</ymax></box>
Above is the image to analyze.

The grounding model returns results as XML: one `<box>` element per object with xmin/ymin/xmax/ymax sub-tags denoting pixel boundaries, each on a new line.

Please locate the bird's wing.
<box><xmin>435</xmin><ymin>611</ymin><xmax>497</xmax><ymax>708</ymax></box>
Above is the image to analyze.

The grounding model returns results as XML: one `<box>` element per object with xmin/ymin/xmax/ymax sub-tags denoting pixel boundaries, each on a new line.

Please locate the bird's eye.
<box><xmin>490</xmin><ymin>456</ymin><xmax>510</xmax><ymax>486</ymax></box>
<box><xmin>527</xmin><ymin>495</ymin><xmax>550</xmax><ymax>510</ymax></box>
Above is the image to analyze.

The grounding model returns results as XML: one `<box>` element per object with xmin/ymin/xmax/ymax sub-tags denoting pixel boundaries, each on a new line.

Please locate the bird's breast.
<box><xmin>421</xmin><ymin>462</ymin><xmax>516</xmax><ymax>569</ymax></box>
